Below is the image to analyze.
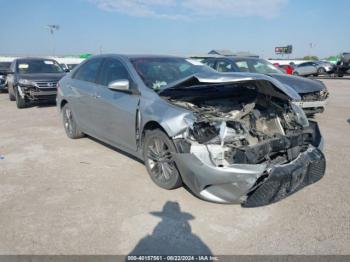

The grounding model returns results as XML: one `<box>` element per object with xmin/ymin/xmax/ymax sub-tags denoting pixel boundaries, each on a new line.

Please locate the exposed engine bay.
<box><xmin>162</xmin><ymin>83</ymin><xmax>318</xmax><ymax>168</ymax></box>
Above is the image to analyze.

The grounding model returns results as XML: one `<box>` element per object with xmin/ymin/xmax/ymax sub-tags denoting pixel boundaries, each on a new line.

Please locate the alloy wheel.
<box><xmin>64</xmin><ymin>108</ymin><xmax>74</xmax><ymax>135</ymax></box>
<box><xmin>146</xmin><ymin>137</ymin><xmax>178</xmax><ymax>183</ymax></box>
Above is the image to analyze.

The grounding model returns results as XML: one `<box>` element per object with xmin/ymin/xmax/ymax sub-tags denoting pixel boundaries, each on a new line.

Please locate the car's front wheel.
<box><xmin>143</xmin><ymin>129</ymin><xmax>182</xmax><ymax>190</ymax></box>
<box><xmin>15</xmin><ymin>86</ymin><xmax>28</xmax><ymax>109</ymax></box>
<box><xmin>62</xmin><ymin>104</ymin><xmax>84</xmax><ymax>139</ymax></box>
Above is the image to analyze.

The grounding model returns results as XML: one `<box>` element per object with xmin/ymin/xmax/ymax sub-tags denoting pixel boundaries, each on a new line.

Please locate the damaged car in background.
<box><xmin>6</xmin><ymin>58</ymin><xmax>66</xmax><ymax>108</ymax></box>
<box><xmin>57</xmin><ymin>55</ymin><xmax>326</xmax><ymax>207</ymax></box>
<box><xmin>200</xmin><ymin>56</ymin><xmax>329</xmax><ymax>115</ymax></box>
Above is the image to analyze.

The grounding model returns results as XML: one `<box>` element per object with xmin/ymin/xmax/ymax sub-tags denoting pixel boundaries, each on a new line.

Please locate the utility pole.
<box><xmin>46</xmin><ymin>24</ymin><xmax>60</xmax><ymax>56</ymax></box>
<box><xmin>309</xmin><ymin>42</ymin><xmax>315</xmax><ymax>57</ymax></box>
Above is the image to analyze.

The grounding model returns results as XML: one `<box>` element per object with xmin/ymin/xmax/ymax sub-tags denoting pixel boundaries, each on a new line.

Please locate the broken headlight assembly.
<box><xmin>291</xmin><ymin>103</ymin><xmax>309</xmax><ymax>127</ymax></box>
<box><xmin>18</xmin><ymin>79</ymin><xmax>37</xmax><ymax>87</ymax></box>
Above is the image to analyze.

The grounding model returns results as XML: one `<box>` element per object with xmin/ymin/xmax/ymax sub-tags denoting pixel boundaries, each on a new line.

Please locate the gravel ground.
<box><xmin>0</xmin><ymin>79</ymin><xmax>349</xmax><ymax>255</ymax></box>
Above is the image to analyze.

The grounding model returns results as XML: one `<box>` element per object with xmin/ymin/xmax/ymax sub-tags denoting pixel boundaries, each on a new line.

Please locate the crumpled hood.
<box><xmin>160</xmin><ymin>72</ymin><xmax>301</xmax><ymax>101</ymax></box>
<box><xmin>17</xmin><ymin>73</ymin><xmax>66</xmax><ymax>82</ymax></box>
<box><xmin>268</xmin><ymin>73</ymin><xmax>326</xmax><ymax>94</ymax></box>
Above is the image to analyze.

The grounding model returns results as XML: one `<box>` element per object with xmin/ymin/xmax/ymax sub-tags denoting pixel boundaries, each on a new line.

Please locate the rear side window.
<box><xmin>217</xmin><ymin>60</ymin><xmax>236</xmax><ymax>72</ymax></box>
<box><xmin>202</xmin><ymin>59</ymin><xmax>216</xmax><ymax>69</ymax></box>
<box><xmin>98</xmin><ymin>58</ymin><xmax>130</xmax><ymax>86</ymax></box>
<box><xmin>234</xmin><ymin>61</ymin><xmax>249</xmax><ymax>72</ymax></box>
<box><xmin>73</xmin><ymin>59</ymin><xmax>102</xmax><ymax>83</ymax></box>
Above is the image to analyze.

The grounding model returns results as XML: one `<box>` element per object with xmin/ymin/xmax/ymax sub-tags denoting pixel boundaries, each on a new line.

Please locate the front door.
<box><xmin>91</xmin><ymin>58</ymin><xmax>140</xmax><ymax>151</ymax></box>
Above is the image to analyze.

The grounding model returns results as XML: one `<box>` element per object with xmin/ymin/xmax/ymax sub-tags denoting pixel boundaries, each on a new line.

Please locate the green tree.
<box><xmin>303</xmin><ymin>55</ymin><xmax>319</xmax><ymax>61</ymax></box>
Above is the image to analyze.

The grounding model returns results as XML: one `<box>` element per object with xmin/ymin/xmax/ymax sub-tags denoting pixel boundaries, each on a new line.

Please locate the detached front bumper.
<box><xmin>173</xmin><ymin>122</ymin><xmax>325</xmax><ymax>206</ymax></box>
<box><xmin>243</xmin><ymin>147</ymin><xmax>325</xmax><ymax>207</ymax></box>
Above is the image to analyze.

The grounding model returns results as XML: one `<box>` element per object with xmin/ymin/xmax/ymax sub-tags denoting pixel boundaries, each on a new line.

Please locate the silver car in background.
<box><xmin>293</xmin><ymin>61</ymin><xmax>335</xmax><ymax>77</ymax></box>
<box><xmin>57</xmin><ymin>55</ymin><xmax>325</xmax><ymax>206</ymax></box>
<box><xmin>293</xmin><ymin>62</ymin><xmax>319</xmax><ymax>76</ymax></box>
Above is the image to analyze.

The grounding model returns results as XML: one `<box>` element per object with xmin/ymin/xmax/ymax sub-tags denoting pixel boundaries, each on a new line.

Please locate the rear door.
<box><xmin>92</xmin><ymin>58</ymin><xmax>140</xmax><ymax>151</ymax></box>
<box><xmin>299</xmin><ymin>62</ymin><xmax>315</xmax><ymax>75</ymax></box>
<box><xmin>69</xmin><ymin>58</ymin><xmax>103</xmax><ymax>133</ymax></box>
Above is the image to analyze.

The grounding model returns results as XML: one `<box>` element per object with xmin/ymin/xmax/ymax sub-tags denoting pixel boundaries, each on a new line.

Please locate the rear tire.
<box><xmin>15</xmin><ymin>86</ymin><xmax>27</xmax><ymax>109</ymax></box>
<box><xmin>62</xmin><ymin>103</ymin><xmax>84</xmax><ymax>139</ymax></box>
<box><xmin>143</xmin><ymin>129</ymin><xmax>182</xmax><ymax>190</ymax></box>
<box><xmin>317</xmin><ymin>67</ymin><xmax>326</xmax><ymax>75</ymax></box>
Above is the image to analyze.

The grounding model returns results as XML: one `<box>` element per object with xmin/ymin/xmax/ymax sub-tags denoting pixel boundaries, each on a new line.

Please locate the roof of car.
<box><xmin>15</xmin><ymin>57</ymin><xmax>58</xmax><ymax>62</ymax></box>
<box><xmin>90</xmin><ymin>54</ymin><xmax>185</xmax><ymax>60</ymax></box>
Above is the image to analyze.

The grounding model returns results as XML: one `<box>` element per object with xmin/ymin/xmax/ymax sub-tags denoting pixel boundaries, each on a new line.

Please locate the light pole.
<box><xmin>309</xmin><ymin>42</ymin><xmax>315</xmax><ymax>57</ymax></box>
<box><xmin>46</xmin><ymin>24</ymin><xmax>60</xmax><ymax>56</ymax></box>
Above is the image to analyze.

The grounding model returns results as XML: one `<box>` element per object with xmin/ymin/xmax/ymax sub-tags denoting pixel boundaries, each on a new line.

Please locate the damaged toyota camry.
<box><xmin>57</xmin><ymin>55</ymin><xmax>326</xmax><ymax>207</ymax></box>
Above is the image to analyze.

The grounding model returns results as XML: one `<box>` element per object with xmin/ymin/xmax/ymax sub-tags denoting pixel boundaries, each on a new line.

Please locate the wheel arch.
<box><xmin>141</xmin><ymin>121</ymin><xmax>169</xmax><ymax>146</ymax></box>
<box><xmin>60</xmin><ymin>99</ymin><xmax>68</xmax><ymax>111</ymax></box>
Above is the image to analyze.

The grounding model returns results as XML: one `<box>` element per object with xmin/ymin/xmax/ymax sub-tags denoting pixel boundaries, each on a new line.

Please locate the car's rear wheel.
<box><xmin>15</xmin><ymin>86</ymin><xmax>28</xmax><ymax>109</ymax></box>
<box><xmin>62</xmin><ymin>104</ymin><xmax>84</xmax><ymax>139</ymax></box>
<box><xmin>318</xmin><ymin>67</ymin><xmax>326</xmax><ymax>75</ymax></box>
<box><xmin>143</xmin><ymin>129</ymin><xmax>182</xmax><ymax>190</ymax></box>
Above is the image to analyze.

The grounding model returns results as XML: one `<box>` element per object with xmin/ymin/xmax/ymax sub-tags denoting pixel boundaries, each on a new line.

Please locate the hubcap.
<box><xmin>146</xmin><ymin>137</ymin><xmax>177</xmax><ymax>182</ymax></box>
<box><xmin>64</xmin><ymin>108</ymin><xmax>73</xmax><ymax>135</ymax></box>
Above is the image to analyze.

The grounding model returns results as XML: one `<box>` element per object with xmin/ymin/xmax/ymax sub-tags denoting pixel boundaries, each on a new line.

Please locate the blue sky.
<box><xmin>0</xmin><ymin>0</ymin><xmax>349</xmax><ymax>58</ymax></box>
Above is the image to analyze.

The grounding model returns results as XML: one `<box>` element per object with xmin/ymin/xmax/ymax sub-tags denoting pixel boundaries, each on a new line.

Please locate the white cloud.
<box><xmin>90</xmin><ymin>0</ymin><xmax>289</xmax><ymax>19</ymax></box>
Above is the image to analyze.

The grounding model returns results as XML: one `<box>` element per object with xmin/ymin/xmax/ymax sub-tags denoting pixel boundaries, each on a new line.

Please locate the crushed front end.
<box><xmin>160</xmin><ymin>78</ymin><xmax>326</xmax><ymax>206</ymax></box>
<box><xmin>17</xmin><ymin>79</ymin><xmax>58</xmax><ymax>102</ymax></box>
<box><xmin>293</xmin><ymin>89</ymin><xmax>329</xmax><ymax>115</ymax></box>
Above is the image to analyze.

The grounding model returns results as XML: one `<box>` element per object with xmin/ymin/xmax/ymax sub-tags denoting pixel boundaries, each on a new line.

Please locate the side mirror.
<box><xmin>65</xmin><ymin>69</ymin><xmax>70</xmax><ymax>73</ymax></box>
<box><xmin>108</xmin><ymin>79</ymin><xmax>130</xmax><ymax>92</ymax></box>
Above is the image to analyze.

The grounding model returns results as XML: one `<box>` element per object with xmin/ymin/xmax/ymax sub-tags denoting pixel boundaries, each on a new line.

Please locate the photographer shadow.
<box><xmin>128</xmin><ymin>201</ymin><xmax>212</xmax><ymax>256</ymax></box>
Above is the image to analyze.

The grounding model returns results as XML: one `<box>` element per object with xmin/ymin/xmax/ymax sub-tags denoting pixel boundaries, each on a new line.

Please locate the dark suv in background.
<box><xmin>0</xmin><ymin>61</ymin><xmax>11</xmax><ymax>92</ymax></box>
<box><xmin>6</xmin><ymin>58</ymin><xmax>66</xmax><ymax>108</ymax></box>
<box><xmin>336</xmin><ymin>53</ymin><xmax>350</xmax><ymax>77</ymax></box>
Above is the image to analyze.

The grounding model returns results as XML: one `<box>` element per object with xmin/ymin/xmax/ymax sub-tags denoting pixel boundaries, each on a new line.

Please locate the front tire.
<box><xmin>62</xmin><ymin>104</ymin><xmax>84</xmax><ymax>139</ymax></box>
<box><xmin>15</xmin><ymin>86</ymin><xmax>27</xmax><ymax>109</ymax></box>
<box><xmin>8</xmin><ymin>86</ymin><xmax>15</xmax><ymax>101</ymax></box>
<box><xmin>143</xmin><ymin>129</ymin><xmax>182</xmax><ymax>190</ymax></box>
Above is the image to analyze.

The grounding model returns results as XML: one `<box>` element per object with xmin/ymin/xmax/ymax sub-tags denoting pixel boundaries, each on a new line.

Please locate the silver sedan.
<box><xmin>57</xmin><ymin>55</ymin><xmax>325</xmax><ymax>206</ymax></box>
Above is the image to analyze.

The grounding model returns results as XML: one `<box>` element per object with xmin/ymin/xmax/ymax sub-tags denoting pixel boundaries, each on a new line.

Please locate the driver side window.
<box><xmin>98</xmin><ymin>58</ymin><xmax>131</xmax><ymax>86</ymax></box>
<box><xmin>73</xmin><ymin>58</ymin><xmax>103</xmax><ymax>83</ymax></box>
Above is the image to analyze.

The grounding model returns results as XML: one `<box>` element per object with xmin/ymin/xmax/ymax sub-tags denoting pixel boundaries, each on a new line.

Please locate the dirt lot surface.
<box><xmin>0</xmin><ymin>79</ymin><xmax>349</xmax><ymax>255</ymax></box>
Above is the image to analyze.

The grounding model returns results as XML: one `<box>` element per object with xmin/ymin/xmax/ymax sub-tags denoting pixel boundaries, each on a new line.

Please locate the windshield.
<box><xmin>130</xmin><ymin>57</ymin><xmax>214</xmax><ymax>91</ymax></box>
<box><xmin>16</xmin><ymin>59</ymin><xmax>64</xmax><ymax>74</ymax></box>
<box><xmin>231</xmin><ymin>59</ymin><xmax>283</xmax><ymax>74</ymax></box>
